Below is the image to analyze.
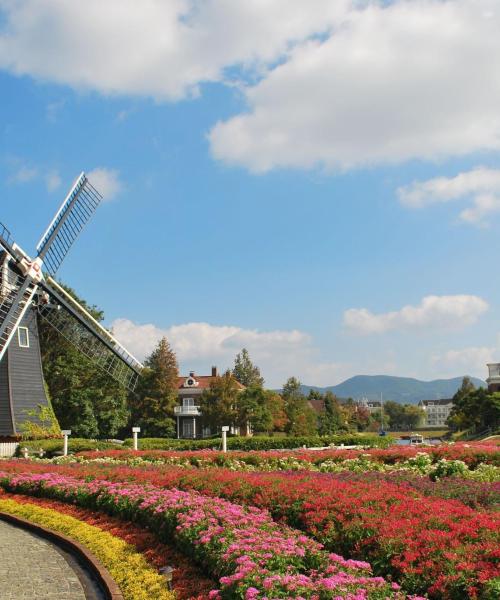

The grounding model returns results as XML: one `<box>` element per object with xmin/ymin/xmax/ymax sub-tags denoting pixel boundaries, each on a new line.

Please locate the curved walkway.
<box><xmin>0</xmin><ymin>520</ymin><xmax>87</xmax><ymax>599</ymax></box>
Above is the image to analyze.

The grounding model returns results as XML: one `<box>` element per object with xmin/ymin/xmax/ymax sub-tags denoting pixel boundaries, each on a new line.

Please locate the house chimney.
<box><xmin>211</xmin><ymin>366</ymin><xmax>218</xmax><ymax>377</ymax></box>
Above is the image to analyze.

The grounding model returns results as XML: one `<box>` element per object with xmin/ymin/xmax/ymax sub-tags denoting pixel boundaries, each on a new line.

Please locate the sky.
<box><xmin>1</xmin><ymin>0</ymin><xmax>499</xmax><ymax>388</ymax></box>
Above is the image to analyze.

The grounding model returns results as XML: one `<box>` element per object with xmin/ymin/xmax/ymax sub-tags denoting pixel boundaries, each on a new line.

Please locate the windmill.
<box><xmin>0</xmin><ymin>172</ymin><xmax>143</xmax><ymax>438</ymax></box>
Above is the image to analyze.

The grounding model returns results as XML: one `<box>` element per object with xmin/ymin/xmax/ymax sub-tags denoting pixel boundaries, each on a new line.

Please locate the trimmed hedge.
<box><xmin>122</xmin><ymin>433</ymin><xmax>394</xmax><ymax>451</ymax></box>
<box><xmin>16</xmin><ymin>438</ymin><xmax>121</xmax><ymax>458</ymax></box>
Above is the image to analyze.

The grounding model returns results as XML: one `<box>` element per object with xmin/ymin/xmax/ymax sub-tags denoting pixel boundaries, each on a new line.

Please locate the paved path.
<box><xmin>0</xmin><ymin>520</ymin><xmax>87</xmax><ymax>599</ymax></box>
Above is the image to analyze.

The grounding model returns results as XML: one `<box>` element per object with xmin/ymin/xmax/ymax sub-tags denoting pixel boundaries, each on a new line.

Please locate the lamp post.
<box><xmin>221</xmin><ymin>426</ymin><xmax>229</xmax><ymax>453</ymax></box>
<box><xmin>61</xmin><ymin>430</ymin><xmax>71</xmax><ymax>457</ymax></box>
<box><xmin>132</xmin><ymin>426</ymin><xmax>141</xmax><ymax>451</ymax></box>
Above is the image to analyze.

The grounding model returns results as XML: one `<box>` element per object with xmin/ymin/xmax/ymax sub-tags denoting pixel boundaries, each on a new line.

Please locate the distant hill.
<box><xmin>300</xmin><ymin>374</ymin><xmax>486</xmax><ymax>405</ymax></box>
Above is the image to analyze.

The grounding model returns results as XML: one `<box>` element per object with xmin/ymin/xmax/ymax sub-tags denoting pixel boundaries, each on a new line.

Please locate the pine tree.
<box><xmin>130</xmin><ymin>337</ymin><xmax>179</xmax><ymax>437</ymax></box>
<box><xmin>233</xmin><ymin>348</ymin><xmax>264</xmax><ymax>387</ymax></box>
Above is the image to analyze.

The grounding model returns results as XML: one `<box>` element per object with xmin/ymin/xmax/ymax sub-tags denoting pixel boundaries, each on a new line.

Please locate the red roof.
<box><xmin>177</xmin><ymin>373</ymin><xmax>245</xmax><ymax>390</ymax></box>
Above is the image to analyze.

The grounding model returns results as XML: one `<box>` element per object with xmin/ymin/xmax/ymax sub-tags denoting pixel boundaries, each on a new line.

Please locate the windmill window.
<box><xmin>18</xmin><ymin>327</ymin><xmax>30</xmax><ymax>348</ymax></box>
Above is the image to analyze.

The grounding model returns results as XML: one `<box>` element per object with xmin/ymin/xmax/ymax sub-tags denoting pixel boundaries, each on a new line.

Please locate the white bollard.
<box><xmin>221</xmin><ymin>426</ymin><xmax>229</xmax><ymax>453</ymax></box>
<box><xmin>132</xmin><ymin>427</ymin><xmax>141</xmax><ymax>451</ymax></box>
<box><xmin>61</xmin><ymin>430</ymin><xmax>71</xmax><ymax>457</ymax></box>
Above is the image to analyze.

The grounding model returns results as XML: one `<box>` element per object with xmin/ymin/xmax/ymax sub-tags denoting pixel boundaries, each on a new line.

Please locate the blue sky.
<box><xmin>1</xmin><ymin>0</ymin><xmax>499</xmax><ymax>387</ymax></box>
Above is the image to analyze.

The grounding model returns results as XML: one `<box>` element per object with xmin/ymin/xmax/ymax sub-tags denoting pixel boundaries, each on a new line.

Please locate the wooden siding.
<box><xmin>0</xmin><ymin>346</ymin><xmax>13</xmax><ymax>435</ymax></box>
<box><xmin>0</xmin><ymin>308</ymin><xmax>50</xmax><ymax>437</ymax></box>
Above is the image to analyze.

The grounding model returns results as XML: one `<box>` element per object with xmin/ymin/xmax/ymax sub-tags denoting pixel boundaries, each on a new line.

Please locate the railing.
<box><xmin>174</xmin><ymin>405</ymin><xmax>201</xmax><ymax>416</ymax></box>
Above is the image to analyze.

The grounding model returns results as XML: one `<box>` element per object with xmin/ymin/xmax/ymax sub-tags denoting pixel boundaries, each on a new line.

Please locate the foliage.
<box><xmin>447</xmin><ymin>386</ymin><xmax>500</xmax><ymax>432</ymax></box>
<box><xmin>121</xmin><ymin>433</ymin><xmax>394</xmax><ymax>451</ymax></box>
<box><xmin>382</xmin><ymin>401</ymin><xmax>425</xmax><ymax>431</ymax></box>
<box><xmin>129</xmin><ymin>337</ymin><xmax>178</xmax><ymax>437</ymax></box>
<box><xmin>199</xmin><ymin>371</ymin><xmax>242</xmax><ymax>431</ymax></box>
<box><xmin>232</xmin><ymin>348</ymin><xmax>264</xmax><ymax>388</ymax></box>
<box><xmin>17</xmin><ymin>438</ymin><xmax>121</xmax><ymax>457</ymax></box>
<box><xmin>39</xmin><ymin>282</ymin><xmax>129</xmax><ymax>438</ymax></box>
<box><xmin>2</xmin><ymin>455</ymin><xmax>499</xmax><ymax>599</ymax></box>
<box><xmin>0</xmin><ymin>498</ymin><xmax>174</xmax><ymax>600</ymax></box>
<box><xmin>0</xmin><ymin>473</ymin><xmax>406</xmax><ymax>600</ymax></box>
<box><xmin>19</xmin><ymin>403</ymin><xmax>61</xmax><ymax>440</ymax></box>
<box><xmin>317</xmin><ymin>391</ymin><xmax>346</xmax><ymax>435</ymax></box>
<box><xmin>282</xmin><ymin>376</ymin><xmax>318</xmax><ymax>435</ymax></box>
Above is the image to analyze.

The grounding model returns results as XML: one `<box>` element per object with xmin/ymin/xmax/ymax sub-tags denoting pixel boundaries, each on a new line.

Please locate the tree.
<box><xmin>318</xmin><ymin>391</ymin><xmax>344</xmax><ymax>435</ymax></box>
<box><xmin>39</xmin><ymin>283</ymin><xmax>129</xmax><ymax>438</ymax></box>
<box><xmin>233</xmin><ymin>348</ymin><xmax>264</xmax><ymax>388</ymax></box>
<box><xmin>265</xmin><ymin>391</ymin><xmax>287</xmax><ymax>432</ymax></box>
<box><xmin>447</xmin><ymin>387</ymin><xmax>500</xmax><ymax>432</ymax></box>
<box><xmin>382</xmin><ymin>401</ymin><xmax>424</xmax><ymax>430</ymax></box>
<box><xmin>199</xmin><ymin>370</ymin><xmax>242</xmax><ymax>431</ymax></box>
<box><xmin>282</xmin><ymin>377</ymin><xmax>318</xmax><ymax>436</ymax></box>
<box><xmin>238</xmin><ymin>386</ymin><xmax>273</xmax><ymax>433</ymax></box>
<box><xmin>129</xmin><ymin>337</ymin><xmax>179</xmax><ymax>437</ymax></box>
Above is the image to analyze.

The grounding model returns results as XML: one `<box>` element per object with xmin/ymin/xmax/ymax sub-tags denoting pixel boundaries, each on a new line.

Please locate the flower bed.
<box><xmin>72</xmin><ymin>442</ymin><xmax>500</xmax><ymax>472</ymax></box>
<box><xmin>0</xmin><ymin>496</ymin><xmax>174</xmax><ymax>600</ymax></box>
<box><xmin>0</xmin><ymin>470</ymin><xmax>409</xmax><ymax>600</ymax></box>
<box><xmin>0</xmin><ymin>490</ymin><xmax>215</xmax><ymax>599</ymax></box>
<box><xmin>1</xmin><ymin>460</ymin><xmax>498</xmax><ymax>598</ymax></box>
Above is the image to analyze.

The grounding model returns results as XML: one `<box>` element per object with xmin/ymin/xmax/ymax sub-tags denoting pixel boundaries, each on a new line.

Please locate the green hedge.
<box><xmin>16</xmin><ymin>438</ymin><xmax>121</xmax><ymax>458</ymax></box>
<box><xmin>122</xmin><ymin>433</ymin><xmax>394</xmax><ymax>451</ymax></box>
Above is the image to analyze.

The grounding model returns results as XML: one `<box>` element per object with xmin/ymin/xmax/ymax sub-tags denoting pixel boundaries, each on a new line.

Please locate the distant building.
<box><xmin>174</xmin><ymin>367</ymin><xmax>246</xmax><ymax>439</ymax></box>
<box><xmin>356</xmin><ymin>399</ymin><xmax>382</xmax><ymax>413</ymax></box>
<box><xmin>486</xmin><ymin>363</ymin><xmax>500</xmax><ymax>393</ymax></box>
<box><xmin>418</xmin><ymin>399</ymin><xmax>453</xmax><ymax>427</ymax></box>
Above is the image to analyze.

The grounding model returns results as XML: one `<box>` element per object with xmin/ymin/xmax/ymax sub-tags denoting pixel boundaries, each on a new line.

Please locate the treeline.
<box><xmin>36</xmin><ymin>285</ymin><xmax>428</xmax><ymax>439</ymax></box>
<box><xmin>447</xmin><ymin>377</ymin><xmax>500</xmax><ymax>433</ymax></box>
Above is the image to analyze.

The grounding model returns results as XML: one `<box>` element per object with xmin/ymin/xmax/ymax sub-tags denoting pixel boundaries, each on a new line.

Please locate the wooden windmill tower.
<box><xmin>0</xmin><ymin>173</ymin><xmax>143</xmax><ymax>438</ymax></box>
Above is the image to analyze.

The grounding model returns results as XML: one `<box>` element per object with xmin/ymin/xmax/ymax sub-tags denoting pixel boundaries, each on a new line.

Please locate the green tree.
<box><xmin>39</xmin><ymin>283</ymin><xmax>129</xmax><ymax>438</ymax></box>
<box><xmin>447</xmin><ymin>387</ymin><xmax>500</xmax><ymax>432</ymax></box>
<box><xmin>130</xmin><ymin>337</ymin><xmax>179</xmax><ymax>437</ymax></box>
<box><xmin>199</xmin><ymin>370</ymin><xmax>242</xmax><ymax>431</ymax></box>
<box><xmin>282</xmin><ymin>377</ymin><xmax>318</xmax><ymax>436</ymax></box>
<box><xmin>238</xmin><ymin>386</ymin><xmax>273</xmax><ymax>433</ymax></box>
<box><xmin>232</xmin><ymin>348</ymin><xmax>264</xmax><ymax>388</ymax></box>
<box><xmin>318</xmin><ymin>391</ymin><xmax>344</xmax><ymax>435</ymax></box>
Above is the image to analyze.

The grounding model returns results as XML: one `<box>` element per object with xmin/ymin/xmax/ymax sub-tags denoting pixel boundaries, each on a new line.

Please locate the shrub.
<box><xmin>122</xmin><ymin>433</ymin><xmax>394</xmax><ymax>451</ymax></box>
<box><xmin>16</xmin><ymin>438</ymin><xmax>121</xmax><ymax>458</ymax></box>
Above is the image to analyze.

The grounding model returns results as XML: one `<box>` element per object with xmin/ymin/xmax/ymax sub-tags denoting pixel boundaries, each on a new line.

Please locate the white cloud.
<box><xmin>3</xmin><ymin>2</ymin><xmax>500</xmax><ymax>172</ymax></box>
<box><xmin>111</xmin><ymin>318</ymin><xmax>350</xmax><ymax>387</ymax></box>
<box><xmin>431</xmin><ymin>345</ymin><xmax>495</xmax><ymax>379</ymax></box>
<box><xmin>344</xmin><ymin>295</ymin><xmax>489</xmax><ymax>335</ymax></box>
<box><xmin>8</xmin><ymin>164</ymin><xmax>38</xmax><ymax>184</ymax></box>
<box><xmin>45</xmin><ymin>170</ymin><xmax>61</xmax><ymax>192</ymax></box>
<box><xmin>0</xmin><ymin>0</ymin><xmax>349</xmax><ymax>101</ymax></box>
<box><xmin>210</xmin><ymin>1</ymin><xmax>500</xmax><ymax>171</ymax></box>
<box><xmin>87</xmin><ymin>168</ymin><xmax>122</xmax><ymax>201</ymax></box>
<box><xmin>398</xmin><ymin>167</ymin><xmax>500</xmax><ymax>225</ymax></box>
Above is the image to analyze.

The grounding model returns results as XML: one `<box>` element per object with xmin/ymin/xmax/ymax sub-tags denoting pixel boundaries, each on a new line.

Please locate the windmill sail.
<box><xmin>38</xmin><ymin>278</ymin><xmax>142</xmax><ymax>391</ymax></box>
<box><xmin>0</xmin><ymin>265</ymin><xmax>38</xmax><ymax>363</ymax></box>
<box><xmin>36</xmin><ymin>172</ymin><xmax>102</xmax><ymax>276</ymax></box>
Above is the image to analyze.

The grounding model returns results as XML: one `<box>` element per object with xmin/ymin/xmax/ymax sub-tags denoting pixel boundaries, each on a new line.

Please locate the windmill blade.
<box><xmin>0</xmin><ymin>261</ymin><xmax>38</xmax><ymax>362</ymax></box>
<box><xmin>37</xmin><ymin>278</ymin><xmax>143</xmax><ymax>391</ymax></box>
<box><xmin>36</xmin><ymin>172</ymin><xmax>103</xmax><ymax>276</ymax></box>
<box><xmin>0</xmin><ymin>222</ymin><xmax>23</xmax><ymax>263</ymax></box>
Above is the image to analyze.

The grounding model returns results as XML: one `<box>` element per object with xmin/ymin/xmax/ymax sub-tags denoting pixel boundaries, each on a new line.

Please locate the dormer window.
<box><xmin>184</xmin><ymin>376</ymin><xmax>199</xmax><ymax>388</ymax></box>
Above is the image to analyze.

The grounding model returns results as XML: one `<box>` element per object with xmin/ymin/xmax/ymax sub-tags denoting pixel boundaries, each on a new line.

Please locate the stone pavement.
<box><xmin>0</xmin><ymin>520</ymin><xmax>87</xmax><ymax>599</ymax></box>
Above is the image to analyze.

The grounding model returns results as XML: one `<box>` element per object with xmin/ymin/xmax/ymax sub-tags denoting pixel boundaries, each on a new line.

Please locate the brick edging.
<box><xmin>0</xmin><ymin>511</ymin><xmax>124</xmax><ymax>600</ymax></box>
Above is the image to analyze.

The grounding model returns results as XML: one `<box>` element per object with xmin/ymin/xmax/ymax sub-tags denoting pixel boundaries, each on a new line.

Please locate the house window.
<box><xmin>183</xmin><ymin>398</ymin><xmax>194</xmax><ymax>408</ymax></box>
<box><xmin>18</xmin><ymin>327</ymin><xmax>29</xmax><ymax>348</ymax></box>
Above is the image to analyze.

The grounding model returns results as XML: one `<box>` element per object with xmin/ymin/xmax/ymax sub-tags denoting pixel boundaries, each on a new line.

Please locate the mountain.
<box><xmin>300</xmin><ymin>375</ymin><xmax>486</xmax><ymax>404</ymax></box>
